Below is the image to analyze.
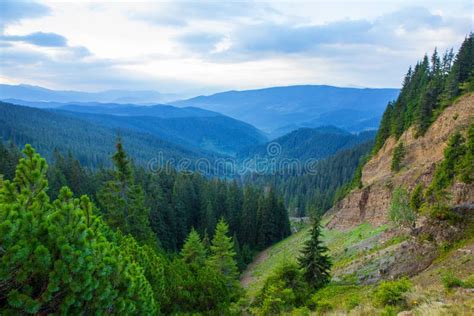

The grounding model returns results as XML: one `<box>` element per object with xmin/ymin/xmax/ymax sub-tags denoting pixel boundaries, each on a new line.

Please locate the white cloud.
<box><xmin>0</xmin><ymin>0</ymin><xmax>472</xmax><ymax>94</ymax></box>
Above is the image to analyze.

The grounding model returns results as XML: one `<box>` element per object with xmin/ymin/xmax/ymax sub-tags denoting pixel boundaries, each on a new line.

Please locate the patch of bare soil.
<box><xmin>240</xmin><ymin>249</ymin><xmax>269</xmax><ymax>288</ymax></box>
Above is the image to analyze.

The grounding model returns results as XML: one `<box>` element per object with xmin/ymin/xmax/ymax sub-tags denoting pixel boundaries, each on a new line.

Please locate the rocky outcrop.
<box><xmin>327</xmin><ymin>93</ymin><xmax>474</xmax><ymax>230</ymax></box>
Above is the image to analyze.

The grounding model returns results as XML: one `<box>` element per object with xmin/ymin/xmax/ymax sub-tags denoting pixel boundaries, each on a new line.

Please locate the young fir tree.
<box><xmin>428</xmin><ymin>131</ymin><xmax>466</xmax><ymax>196</ymax></box>
<box><xmin>410</xmin><ymin>183</ymin><xmax>424</xmax><ymax>212</ymax></box>
<box><xmin>181</xmin><ymin>228</ymin><xmax>207</xmax><ymax>269</ymax></box>
<box><xmin>97</xmin><ymin>140</ymin><xmax>156</xmax><ymax>246</ymax></box>
<box><xmin>298</xmin><ymin>216</ymin><xmax>331</xmax><ymax>289</ymax></box>
<box><xmin>391</xmin><ymin>141</ymin><xmax>406</xmax><ymax>172</ymax></box>
<box><xmin>208</xmin><ymin>218</ymin><xmax>239</xmax><ymax>285</ymax></box>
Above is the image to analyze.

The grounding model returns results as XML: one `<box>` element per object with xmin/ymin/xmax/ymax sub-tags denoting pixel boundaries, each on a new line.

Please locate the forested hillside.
<box><xmin>0</xmin><ymin>102</ymin><xmax>223</xmax><ymax>169</ymax></box>
<box><xmin>0</xmin><ymin>101</ymin><xmax>267</xmax><ymax>161</ymax></box>
<box><xmin>244</xmin><ymin>140</ymin><xmax>374</xmax><ymax>216</ymax></box>
<box><xmin>55</xmin><ymin>108</ymin><xmax>267</xmax><ymax>155</ymax></box>
<box><xmin>373</xmin><ymin>33</ymin><xmax>474</xmax><ymax>154</ymax></box>
<box><xmin>239</xmin><ymin>126</ymin><xmax>374</xmax><ymax>162</ymax></box>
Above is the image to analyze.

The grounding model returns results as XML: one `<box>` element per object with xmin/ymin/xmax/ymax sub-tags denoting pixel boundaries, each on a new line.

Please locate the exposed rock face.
<box><xmin>327</xmin><ymin>93</ymin><xmax>474</xmax><ymax>230</ymax></box>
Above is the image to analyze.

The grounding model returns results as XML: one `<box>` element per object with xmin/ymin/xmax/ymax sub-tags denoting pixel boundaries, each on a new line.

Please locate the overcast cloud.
<box><xmin>0</xmin><ymin>0</ymin><xmax>472</xmax><ymax>94</ymax></box>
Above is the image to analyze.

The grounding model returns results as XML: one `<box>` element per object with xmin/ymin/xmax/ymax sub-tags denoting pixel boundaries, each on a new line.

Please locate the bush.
<box><xmin>442</xmin><ymin>271</ymin><xmax>463</xmax><ymax>289</ymax></box>
<box><xmin>441</xmin><ymin>272</ymin><xmax>474</xmax><ymax>290</ymax></box>
<box><xmin>253</xmin><ymin>263</ymin><xmax>310</xmax><ymax>314</ymax></box>
<box><xmin>463</xmin><ymin>275</ymin><xmax>474</xmax><ymax>288</ymax></box>
<box><xmin>309</xmin><ymin>284</ymin><xmax>363</xmax><ymax>312</ymax></box>
<box><xmin>373</xmin><ymin>278</ymin><xmax>413</xmax><ymax>307</ymax></box>
<box><xmin>257</xmin><ymin>283</ymin><xmax>295</xmax><ymax>315</ymax></box>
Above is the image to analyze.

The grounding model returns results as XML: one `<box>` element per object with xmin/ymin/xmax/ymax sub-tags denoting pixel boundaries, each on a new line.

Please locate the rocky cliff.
<box><xmin>327</xmin><ymin>93</ymin><xmax>474</xmax><ymax>230</ymax></box>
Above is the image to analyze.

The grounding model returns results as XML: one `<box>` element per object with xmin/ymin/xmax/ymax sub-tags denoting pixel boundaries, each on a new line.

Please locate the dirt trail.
<box><xmin>240</xmin><ymin>248</ymin><xmax>269</xmax><ymax>288</ymax></box>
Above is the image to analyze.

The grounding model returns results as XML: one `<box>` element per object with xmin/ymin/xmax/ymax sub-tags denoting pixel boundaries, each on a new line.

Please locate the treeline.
<box><xmin>0</xmin><ymin>142</ymin><xmax>292</xmax><ymax>313</ymax></box>
<box><xmin>374</xmin><ymin>33</ymin><xmax>474</xmax><ymax>154</ymax></box>
<box><xmin>243</xmin><ymin>140</ymin><xmax>374</xmax><ymax>216</ymax></box>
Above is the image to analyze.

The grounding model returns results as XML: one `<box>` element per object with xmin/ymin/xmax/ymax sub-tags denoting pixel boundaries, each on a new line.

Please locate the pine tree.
<box><xmin>97</xmin><ymin>140</ymin><xmax>156</xmax><ymax>246</ymax></box>
<box><xmin>410</xmin><ymin>183</ymin><xmax>424</xmax><ymax>212</ymax></box>
<box><xmin>172</xmin><ymin>174</ymin><xmax>197</xmax><ymax>247</ymax></box>
<box><xmin>0</xmin><ymin>145</ymin><xmax>158</xmax><ymax>314</ymax></box>
<box><xmin>181</xmin><ymin>228</ymin><xmax>207</xmax><ymax>269</ymax></box>
<box><xmin>240</xmin><ymin>186</ymin><xmax>259</xmax><ymax>246</ymax></box>
<box><xmin>257</xmin><ymin>187</ymin><xmax>279</xmax><ymax>249</ymax></box>
<box><xmin>391</xmin><ymin>141</ymin><xmax>406</xmax><ymax>172</ymax></box>
<box><xmin>276</xmin><ymin>196</ymin><xmax>291</xmax><ymax>240</ymax></box>
<box><xmin>208</xmin><ymin>218</ymin><xmax>239</xmax><ymax>285</ymax></box>
<box><xmin>427</xmin><ymin>131</ymin><xmax>467</xmax><ymax>197</ymax></box>
<box><xmin>446</xmin><ymin>33</ymin><xmax>474</xmax><ymax>98</ymax></box>
<box><xmin>298</xmin><ymin>217</ymin><xmax>331</xmax><ymax>289</ymax></box>
<box><xmin>226</xmin><ymin>180</ymin><xmax>243</xmax><ymax>234</ymax></box>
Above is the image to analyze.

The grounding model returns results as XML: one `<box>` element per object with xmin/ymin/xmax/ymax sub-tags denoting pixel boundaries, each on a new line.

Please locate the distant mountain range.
<box><xmin>0</xmin><ymin>83</ymin><xmax>396</xmax><ymax>170</ymax></box>
<box><xmin>1</xmin><ymin>84</ymin><xmax>399</xmax><ymax>136</ymax></box>
<box><xmin>0</xmin><ymin>101</ymin><xmax>217</xmax><ymax>170</ymax></box>
<box><xmin>0</xmin><ymin>84</ymin><xmax>179</xmax><ymax>104</ymax></box>
<box><xmin>172</xmin><ymin>85</ymin><xmax>399</xmax><ymax>134</ymax></box>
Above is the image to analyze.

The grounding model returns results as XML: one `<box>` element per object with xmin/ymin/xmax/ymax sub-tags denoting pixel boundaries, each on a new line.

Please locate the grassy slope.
<box><xmin>242</xmin><ymin>218</ymin><xmax>474</xmax><ymax>314</ymax></box>
<box><xmin>242</xmin><ymin>218</ymin><xmax>389</xmax><ymax>298</ymax></box>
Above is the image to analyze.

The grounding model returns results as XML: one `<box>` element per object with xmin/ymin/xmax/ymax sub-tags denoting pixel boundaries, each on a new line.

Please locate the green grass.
<box><xmin>308</xmin><ymin>283</ymin><xmax>374</xmax><ymax>313</ymax></box>
<box><xmin>324</xmin><ymin>223</ymin><xmax>388</xmax><ymax>261</ymax></box>
<box><xmin>244</xmin><ymin>221</ymin><xmax>389</xmax><ymax>298</ymax></box>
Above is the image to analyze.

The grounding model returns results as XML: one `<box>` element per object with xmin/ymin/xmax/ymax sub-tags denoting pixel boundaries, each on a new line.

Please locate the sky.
<box><xmin>0</xmin><ymin>0</ymin><xmax>472</xmax><ymax>95</ymax></box>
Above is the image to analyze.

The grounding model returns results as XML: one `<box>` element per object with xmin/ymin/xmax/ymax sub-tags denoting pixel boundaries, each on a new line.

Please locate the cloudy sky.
<box><xmin>0</xmin><ymin>0</ymin><xmax>472</xmax><ymax>95</ymax></box>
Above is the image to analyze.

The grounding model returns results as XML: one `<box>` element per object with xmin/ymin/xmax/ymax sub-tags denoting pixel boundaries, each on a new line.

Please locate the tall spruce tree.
<box><xmin>97</xmin><ymin>140</ymin><xmax>156</xmax><ymax>246</ymax></box>
<box><xmin>298</xmin><ymin>217</ymin><xmax>331</xmax><ymax>289</ymax></box>
<box><xmin>240</xmin><ymin>186</ymin><xmax>259</xmax><ymax>246</ymax></box>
